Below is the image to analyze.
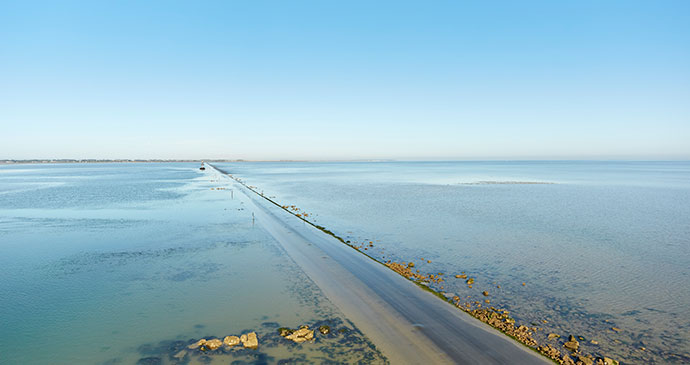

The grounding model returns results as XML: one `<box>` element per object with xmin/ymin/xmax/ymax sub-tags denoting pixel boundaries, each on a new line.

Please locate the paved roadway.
<box><xmin>210</xmin><ymin>164</ymin><xmax>551</xmax><ymax>364</ymax></box>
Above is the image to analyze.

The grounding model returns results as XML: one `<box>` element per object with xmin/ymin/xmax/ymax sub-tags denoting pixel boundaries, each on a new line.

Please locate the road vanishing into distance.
<box><xmin>210</xmin><ymin>164</ymin><xmax>551</xmax><ymax>364</ymax></box>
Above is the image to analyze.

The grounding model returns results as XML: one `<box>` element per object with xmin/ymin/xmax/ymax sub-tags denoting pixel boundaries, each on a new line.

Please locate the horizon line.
<box><xmin>2</xmin><ymin>158</ymin><xmax>690</xmax><ymax>165</ymax></box>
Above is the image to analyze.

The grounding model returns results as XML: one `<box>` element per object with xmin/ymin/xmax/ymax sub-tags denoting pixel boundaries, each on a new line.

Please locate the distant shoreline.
<box><xmin>0</xmin><ymin>159</ymin><xmax>395</xmax><ymax>165</ymax></box>
<box><xmin>2</xmin><ymin>159</ymin><xmax>687</xmax><ymax>166</ymax></box>
<box><xmin>460</xmin><ymin>181</ymin><xmax>556</xmax><ymax>185</ymax></box>
<box><xmin>0</xmin><ymin>159</ymin><xmax>202</xmax><ymax>165</ymax></box>
<box><xmin>0</xmin><ymin>159</ymin><xmax>243</xmax><ymax>165</ymax></box>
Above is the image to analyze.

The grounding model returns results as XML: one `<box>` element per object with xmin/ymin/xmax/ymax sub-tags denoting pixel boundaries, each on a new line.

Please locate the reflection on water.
<box><xmin>217</xmin><ymin>161</ymin><xmax>690</xmax><ymax>364</ymax></box>
<box><xmin>0</xmin><ymin>163</ymin><xmax>386</xmax><ymax>364</ymax></box>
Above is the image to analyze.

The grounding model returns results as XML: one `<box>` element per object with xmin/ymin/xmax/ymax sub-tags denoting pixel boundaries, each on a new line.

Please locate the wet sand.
<box><xmin>210</xmin><ymin>165</ymin><xmax>550</xmax><ymax>364</ymax></box>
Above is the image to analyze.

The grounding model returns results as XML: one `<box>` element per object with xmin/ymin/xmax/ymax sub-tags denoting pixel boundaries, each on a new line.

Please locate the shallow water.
<box><xmin>216</xmin><ymin>161</ymin><xmax>690</xmax><ymax>364</ymax></box>
<box><xmin>0</xmin><ymin>163</ymin><xmax>386</xmax><ymax>364</ymax></box>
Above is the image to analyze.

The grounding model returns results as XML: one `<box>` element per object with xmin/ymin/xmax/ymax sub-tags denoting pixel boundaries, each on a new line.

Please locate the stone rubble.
<box><xmin>283</xmin><ymin>326</ymin><xmax>315</xmax><ymax>343</ymax></box>
<box><xmin>386</xmin><ymin>258</ymin><xmax>622</xmax><ymax>365</ymax></box>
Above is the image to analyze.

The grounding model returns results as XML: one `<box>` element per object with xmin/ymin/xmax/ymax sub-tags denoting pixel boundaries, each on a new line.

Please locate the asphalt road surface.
<box><xmin>211</xmin><ymin>164</ymin><xmax>551</xmax><ymax>364</ymax></box>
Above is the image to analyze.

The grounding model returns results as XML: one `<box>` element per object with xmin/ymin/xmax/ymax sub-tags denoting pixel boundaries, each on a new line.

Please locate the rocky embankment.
<box><xmin>384</xmin><ymin>259</ymin><xmax>621</xmax><ymax>365</ymax></box>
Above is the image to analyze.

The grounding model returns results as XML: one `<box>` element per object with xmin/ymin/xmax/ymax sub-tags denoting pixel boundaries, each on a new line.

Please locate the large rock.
<box><xmin>223</xmin><ymin>335</ymin><xmax>240</xmax><ymax>347</ymax></box>
<box><xmin>241</xmin><ymin>332</ymin><xmax>258</xmax><ymax>349</ymax></box>
<box><xmin>602</xmin><ymin>357</ymin><xmax>619</xmax><ymax>365</ymax></box>
<box><xmin>285</xmin><ymin>327</ymin><xmax>314</xmax><ymax>343</ymax></box>
<box><xmin>563</xmin><ymin>336</ymin><xmax>579</xmax><ymax>352</ymax></box>
<box><xmin>204</xmin><ymin>339</ymin><xmax>222</xmax><ymax>350</ymax></box>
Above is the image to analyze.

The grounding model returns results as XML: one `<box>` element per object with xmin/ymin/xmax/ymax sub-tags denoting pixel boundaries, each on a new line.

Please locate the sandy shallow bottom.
<box><xmin>0</xmin><ymin>163</ymin><xmax>387</xmax><ymax>364</ymax></box>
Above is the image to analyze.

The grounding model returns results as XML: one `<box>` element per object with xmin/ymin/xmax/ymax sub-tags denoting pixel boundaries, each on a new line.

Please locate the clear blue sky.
<box><xmin>1</xmin><ymin>0</ymin><xmax>689</xmax><ymax>160</ymax></box>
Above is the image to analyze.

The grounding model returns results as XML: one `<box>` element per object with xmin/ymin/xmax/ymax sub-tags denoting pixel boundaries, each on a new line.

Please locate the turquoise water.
<box><xmin>216</xmin><ymin>161</ymin><xmax>690</xmax><ymax>364</ymax></box>
<box><xmin>0</xmin><ymin>163</ymin><xmax>385</xmax><ymax>364</ymax></box>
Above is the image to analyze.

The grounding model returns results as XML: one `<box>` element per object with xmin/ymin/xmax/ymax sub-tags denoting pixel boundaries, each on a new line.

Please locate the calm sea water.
<box><xmin>0</xmin><ymin>163</ymin><xmax>385</xmax><ymax>364</ymax></box>
<box><xmin>216</xmin><ymin>161</ymin><xmax>690</xmax><ymax>364</ymax></box>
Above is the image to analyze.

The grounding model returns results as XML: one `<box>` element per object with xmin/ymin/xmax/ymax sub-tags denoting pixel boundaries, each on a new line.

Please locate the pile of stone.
<box><xmin>384</xmin><ymin>261</ymin><xmax>436</xmax><ymax>282</ymax></box>
<box><xmin>554</xmin><ymin>335</ymin><xmax>620</xmax><ymax>365</ymax></box>
<box><xmin>186</xmin><ymin>331</ymin><xmax>258</xmax><ymax>352</ymax></box>
<box><xmin>284</xmin><ymin>327</ymin><xmax>314</xmax><ymax>343</ymax></box>
<box><xmin>450</xmin><ymin>300</ymin><xmax>622</xmax><ymax>365</ymax></box>
<box><xmin>278</xmin><ymin>324</ymin><xmax>331</xmax><ymax>343</ymax></box>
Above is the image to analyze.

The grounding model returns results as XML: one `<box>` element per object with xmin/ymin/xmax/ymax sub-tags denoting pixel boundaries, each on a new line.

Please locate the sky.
<box><xmin>1</xmin><ymin>0</ymin><xmax>689</xmax><ymax>160</ymax></box>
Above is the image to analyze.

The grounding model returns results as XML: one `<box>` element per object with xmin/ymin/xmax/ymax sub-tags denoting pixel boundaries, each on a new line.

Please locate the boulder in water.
<box><xmin>223</xmin><ymin>335</ymin><xmax>240</xmax><ymax>347</ymax></box>
<box><xmin>241</xmin><ymin>332</ymin><xmax>258</xmax><ymax>349</ymax></box>
<box><xmin>285</xmin><ymin>327</ymin><xmax>314</xmax><ymax>343</ymax></box>
<box><xmin>204</xmin><ymin>339</ymin><xmax>222</xmax><ymax>351</ymax></box>
<box><xmin>602</xmin><ymin>357</ymin><xmax>619</xmax><ymax>365</ymax></box>
<box><xmin>563</xmin><ymin>336</ymin><xmax>579</xmax><ymax>352</ymax></box>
